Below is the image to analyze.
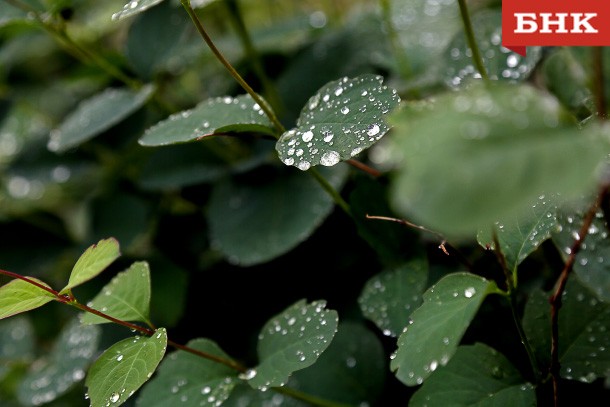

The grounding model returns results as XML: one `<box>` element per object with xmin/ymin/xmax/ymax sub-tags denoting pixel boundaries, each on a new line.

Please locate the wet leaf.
<box><xmin>81</xmin><ymin>261</ymin><xmax>152</xmax><ymax>326</ymax></box>
<box><xmin>477</xmin><ymin>194</ymin><xmax>558</xmax><ymax>273</ymax></box>
<box><xmin>136</xmin><ymin>339</ymin><xmax>238</xmax><ymax>407</ymax></box>
<box><xmin>207</xmin><ymin>164</ymin><xmax>348</xmax><ymax>266</ymax></box>
<box><xmin>443</xmin><ymin>10</ymin><xmax>541</xmax><ymax>88</ymax></box>
<box><xmin>112</xmin><ymin>0</ymin><xmax>166</xmax><ymax>21</ymax></box>
<box><xmin>288</xmin><ymin>321</ymin><xmax>386</xmax><ymax>405</ymax></box>
<box><xmin>223</xmin><ymin>383</ymin><xmax>306</xmax><ymax>407</ymax></box>
<box><xmin>410</xmin><ymin>343</ymin><xmax>536</xmax><ymax>406</ymax></box>
<box><xmin>391</xmin><ymin>272</ymin><xmax>499</xmax><ymax>386</ymax></box>
<box><xmin>17</xmin><ymin>318</ymin><xmax>101</xmax><ymax>406</ymax></box>
<box><xmin>0</xmin><ymin>316</ymin><xmax>35</xmax><ymax>380</ymax></box>
<box><xmin>387</xmin><ymin>82</ymin><xmax>610</xmax><ymax>237</ymax></box>
<box><xmin>552</xmin><ymin>207</ymin><xmax>610</xmax><ymax>302</ymax></box>
<box><xmin>61</xmin><ymin>238</ymin><xmax>120</xmax><ymax>294</ymax></box>
<box><xmin>138</xmin><ymin>94</ymin><xmax>275</xmax><ymax>146</ymax></box>
<box><xmin>523</xmin><ymin>279</ymin><xmax>610</xmax><ymax>383</ymax></box>
<box><xmin>86</xmin><ymin>328</ymin><xmax>168</xmax><ymax>407</ymax></box>
<box><xmin>542</xmin><ymin>48</ymin><xmax>591</xmax><ymax>116</ymax></box>
<box><xmin>247</xmin><ymin>299</ymin><xmax>338</xmax><ymax>390</ymax></box>
<box><xmin>0</xmin><ymin>277</ymin><xmax>55</xmax><ymax>320</ymax></box>
<box><xmin>358</xmin><ymin>259</ymin><xmax>428</xmax><ymax>337</ymax></box>
<box><xmin>276</xmin><ymin>74</ymin><xmax>400</xmax><ymax>171</ymax></box>
<box><xmin>48</xmin><ymin>85</ymin><xmax>155</xmax><ymax>153</ymax></box>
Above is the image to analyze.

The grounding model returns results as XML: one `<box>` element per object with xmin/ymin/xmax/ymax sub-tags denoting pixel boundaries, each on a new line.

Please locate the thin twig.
<box><xmin>548</xmin><ymin>187</ymin><xmax>608</xmax><ymax>406</ymax></box>
<box><xmin>456</xmin><ymin>0</ymin><xmax>489</xmax><ymax>82</ymax></box>
<box><xmin>593</xmin><ymin>47</ymin><xmax>607</xmax><ymax>120</ymax></box>
<box><xmin>346</xmin><ymin>159</ymin><xmax>381</xmax><ymax>177</ymax></box>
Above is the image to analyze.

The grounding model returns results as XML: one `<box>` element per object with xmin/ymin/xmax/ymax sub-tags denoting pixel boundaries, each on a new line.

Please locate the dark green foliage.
<box><xmin>1</xmin><ymin>0</ymin><xmax>610</xmax><ymax>406</ymax></box>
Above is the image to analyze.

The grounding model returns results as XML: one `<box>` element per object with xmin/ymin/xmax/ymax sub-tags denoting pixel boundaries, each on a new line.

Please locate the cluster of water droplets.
<box><xmin>276</xmin><ymin>75</ymin><xmax>400</xmax><ymax>171</ymax></box>
<box><xmin>163</xmin><ymin>376</ymin><xmax>234</xmax><ymax>406</ymax></box>
<box><xmin>443</xmin><ymin>11</ymin><xmax>541</xmax><ymax>88</ymax></box>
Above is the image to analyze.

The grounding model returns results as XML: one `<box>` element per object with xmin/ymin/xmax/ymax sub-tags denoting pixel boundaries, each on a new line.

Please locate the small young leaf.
<box><xmin>138</xmin><ymin>94</ymin><xmax>275</xmax><ymax>146</ymax></box>
<box><xmin>276</xmin><ymin>74</ymin><xmax>400</xmax><ymax>171</ymax></box>
<box><xmin>112</xmin><ymin>0</ymin><xmax>166</xmax><ymax>21</ymax></box>
<box><xmin>390</xmin><ymin>272</ymin><xmax>499</xmax><ymax>386</ymax></box>
<box><xmin>410</xmin><ymin>343</ymin><xmax>536</xmax><ymax>406</ymax></box>
<box><xmin>86</xmin><ymin>328</ymin><xmax>168</xmax><ymax>407</ymax></box>
<box><xmin>81</xmin><ymin>261</ymin><xmax>152</xmax><ymax>326</ymax></box>
<box><xmin>61</xmin><ymin>238</ymin><xmax>120</xmax><ymax>294</ymax></box>
<box><xmin>0</xmin><ymin>278</ymin><xmax>55</xmax><ymax>320</ymax></box>
<box><xmin>207</xmin><ymin>164</ymin><xmax>348</xmax><ymax>266</ymax></box>
<box><xmin>477</xmin><ymin>194</ymin><xmax>558</xmax><ymax>273</ymax></box>
<box><xmin>17</xmin><ymin>318</ymin><xmax>101</xmax><ymax>406</ymax></box>
<box><xmin>358</xmin><ymin>259</ymin><xmax>428</xmax><ymax>337</ymax></box>
<box><xmin>48</xmin><ymin>85</ymin><xmax>155</xmax><ymax>153</ymax></box>
<box><xmin>247</xmin><ymin>299</ymin><xmax>339</xmax><ymax>390</ymax></box>
<box><xmin>136</xmin><ymin>338</ymin><xmax>238</xmax><ymax>407</ymax></box>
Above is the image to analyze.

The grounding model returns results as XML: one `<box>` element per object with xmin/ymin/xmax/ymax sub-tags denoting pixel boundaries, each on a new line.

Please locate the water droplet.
<box><xmin>298</xmin><ymin>161</ymin><xmax>311</xmax><ymax>171</ymax></box>
<box><xmin>201</xmin><ymin>386</ymin><xmax>211</xmax><ymax>394</ymax></box>
<box><xmin>109</xmin><ymin>392</ymin><xmax>120</xmax><ymax>403</ymax></box>
<box><xmin>302</xmin><ymin>131</ymin><xmax>314</xmax><ymax>142</ymax></box>
<box><xmin>239</xmin><ymin>369</ymin><xmax>257</xmax><ymax>380</ymax></box>
<box><xmin>367</xmin><ymin>124</ymin><xmax>380</xmax><ymax>137</ymax></box>
<box><xmin>340</xmin><ymin>106</ymin><xmax>350</xmax><ymax>114</ymax></box>
<box><xmin>464</xmin><ymin>287</ymin><xmax>476</xmax><ymax>298</ymax></box>
<box><xmin>320</xmin><ymin>151</ymin><xmax>340</xmax><ymax>166</ymax></box>
<box><xmin>116</xmin><ymin>354</ymin><xmax>123</xmax><ymax>362</ymax></box>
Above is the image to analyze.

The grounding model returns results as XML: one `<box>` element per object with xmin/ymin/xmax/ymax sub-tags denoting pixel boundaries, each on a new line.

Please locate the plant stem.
<box><xmin>223</xmin><ymin>0</ymin><xmax>284</xmax><ymax>115</ymax></box>
<box><xmin>593</xmin><ymin>47</ymin><xmax>607</xmax><ymax>120</ymax></box>
<box><xmin>0</xmin><ymin>269</ymin><xmax>61</xmax><ymax>298</ymax></box>
<box><xmin>180</xmin><ymin>0</ymin><xmax>285</xmax><ymax>135</ymax></box>
<box><xmin>456</xmin><ymin>0</ymin><xmax>488</xmax><ymax>82</ymax></box>
<box><xmin>309</xmin><ymin>168</ymin><xmax>351</xmax><ymax>216</ymax></box>
<box><xmin>379</xmin><ymin>0</ymin><xmax>413</xmax><ymax>81</ymax></box>
<box><xmin>548</xmin><ymin>187</ymin><xmax>607</xmax><ymax>406</ymax></box>
<box><xmin>346</xmin><ymin>159</ymin><xmax>381</xmax><ymax>177</ymax></box>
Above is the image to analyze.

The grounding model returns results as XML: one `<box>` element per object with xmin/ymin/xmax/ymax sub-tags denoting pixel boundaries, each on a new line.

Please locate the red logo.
<box><xmin>502</xmin><ymin>0</ymin><xmax>610</xmax><ymax>56</ymax></box>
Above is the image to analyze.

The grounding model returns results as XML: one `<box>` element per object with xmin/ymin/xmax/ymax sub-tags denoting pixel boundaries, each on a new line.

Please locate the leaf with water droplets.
<box><xmin>0</xmin><ymin>316</ymin><xmax>34</xmax><ymax>380</ymax></box>
<box><xmin>207</xmin><ymin>164</ymin><xmax>348</xmax><ymax>266</ymax></box>
<box><xmin>61</xmin><ymin>238</ymin><xmax>120</xmax><ymax>294</ymax></box>
<box><xmin>287</xmin><ymin>321</ymin><xmax>386</xmax><ymax>405</ymax></box>
<box><xmin>523</xmin><ymin>278</ymin><xmax>610</xmax><ymax>383</ymax></box>
<box><xmin>17</xmin><ymin>318</ymin><xmax>100</xmax><ymax>406</ymax></box>
<box><xmin>81</xmin><ymin>261</ymin><xmax>152</xmax><ymax>326</ymax></box>
<box><xmin>477</xmin><ymin>194</ymin><xmax>558</xmax><ymax>273</ymax></box>
<box><xmin>138</xmin><ymin>94</ymin><xmax>275</xmax><ymax>146</ymax></box>
<box><xmin>410</xmin><ymin>343</ymin><xmax>536</xmax><ymax>406</ymax></box>
<box><xmin>247</xmin><ymin>299</ymin><xmax>338</xmax><ymax>390</ymax></box>
<box><xmin>443</xmin><ymin>10</ymin><xmax>541</xmax><ymax>88</ymax></box>
<box><xmin>0</xmin><ymin>277</ymin><xmax>55</xmax><ymax>320</ymax></box>
<box><xmin>391</xmin><ymin>272</ymin><xmax>499</xmax><ymax>386</ymax></box>
<box><xmin>358</xmin><ymin>259</ymin><xmax>428</xmax><ymax>337</ymax></box>
<box><xmin>552</xmin><ymin>207</ymin><xmax>610</xmax><ymax>302</ymax></box>
<box><xmin>111</xmin><ymin>0</ymin><xmax>165</xmax><ymax>21</ymax></box>
<box><xmin>48</xmin><ymin>85</ymin><xmax>155</xmax><ymax>153</ymax></box>
<box><xmin>387</xmin><ymin>82</ymin><xmax>610</xmax><ymax>237</ymax></box>
<box><xmin>223</xmin><ymin>383</ymin><xmax>307</xmax><ymax>407</ymax></box>
<box><xmin>86</xmin><ymin>328</ymin><xmax>167</xmax><ymax>407</ymax></box>
<box><xmin>276</xmin><ymin>74</ymin><xmax>400</xmax><ymax>171</ymax></box>
<box><xmin>136</xmin><ymin>338</ymin><xmax>238</xmax><ymax>407</ymax></box>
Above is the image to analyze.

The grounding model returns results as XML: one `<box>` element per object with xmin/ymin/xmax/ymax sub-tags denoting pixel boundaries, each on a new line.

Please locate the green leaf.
<box><xmin>442</xmin><ymin>10</ymin><xmax>541</xmax><ymax>88</ymax></box>
<box><xmin>17</xmin><ymin>318</ymin><xmax>101</xmax><ymax>406</ymax></box>
<box><xmin>48</xmin><ymin>85</ymin><xmax>155</xmax><ymax>153</ymax></box>
<box><xmin>138</xmin><ymin>94</ymin><xmax>275</xmax><ymax>146</ymax></box>
<box><xmin>207</xmin><ymin>164</ymin><xmax>348</xmax><ymax>266</ymax></box>
<box><xmin>112</xmin><ymin>0</ymin><xmax>166</xmax><ymax>21</ymax></box>
<box><xmin>0</xmin><ymin>277</ymin><xmax>55</xmax><ymax>320</ymax></box>
<box><xmin>86</xmin><ymin>328</ymin><xmax>168</xmax><ymax>407</ymax></box>
<box><xmin>358</xmin><ymin>259</ymin><xmax>428</xmax><ymax>337</ymax></box>
<box><xmin>477</xmin><ymin>194</ymin><xmax>558</xmax><ymax>273</ymax></box>
<box><xmin>387</xmin><ymin>82</ymin><xmax>610</xmax><ymax>237</ymax></box>
<box><xmin>136</xmin><ymin>338</ymin><xmax>238</xmax><ymax>407</ymax></box>
<box><xmin>0</xmin><ymin>316</ymin><xmax>35</xmax><ymax>380</ymax></box>
<box><xmin>80</xmin><ymin>261</ymin><xmax>152</xmax><ymax>326</ymax></box>
<box><xmin>61</xmin><ymin>238</ymin><xmax>120</xmax><ymax>294</ymax></box>
<box><xmin>247</xmin><ymin>300</ymin><xmax>339</xmax><ymax>390</ymax></box>
<box><xmin>289</xmin><ymin>321</ymin><xmax>386</xmax><ymax>405</ymax></box>
<box><xmin>523</xmin><ymin>279</ymin><xmax>610</xmax><ymax>383</ymax></box>
<box><xmin>390</xmin><ymin>272</ymin><xmax>499</xmax><ymax>386</ymax></box>
<box><xmin>223</xmin><ymin>384</ymin><xmax>307</xmax><ymax>407</ymax></box>
<box><xmin>552</xmin><ymin>207</ymin><xmax>610</xmax><ymax>302</ymax></box>
<box><xmin>276</xmin><ymin>74</ymin><xmax>400</xmax><ymax>170</ymax></box>
<box><xmin>542</xmin><ymin>48</ymin><xmax>591</xmax><ymax>116</ymax></box>
<box><xmin>410</xmin><ymin>343</ymin><xmax>536</xmax><ymax>406</ymax></box>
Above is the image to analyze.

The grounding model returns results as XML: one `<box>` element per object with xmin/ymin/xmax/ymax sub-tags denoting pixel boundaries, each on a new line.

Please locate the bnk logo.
<box><xmin>502</xmin><ymin>0</ymin><xmax>610</xmax><ymax>56</ymax></box>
